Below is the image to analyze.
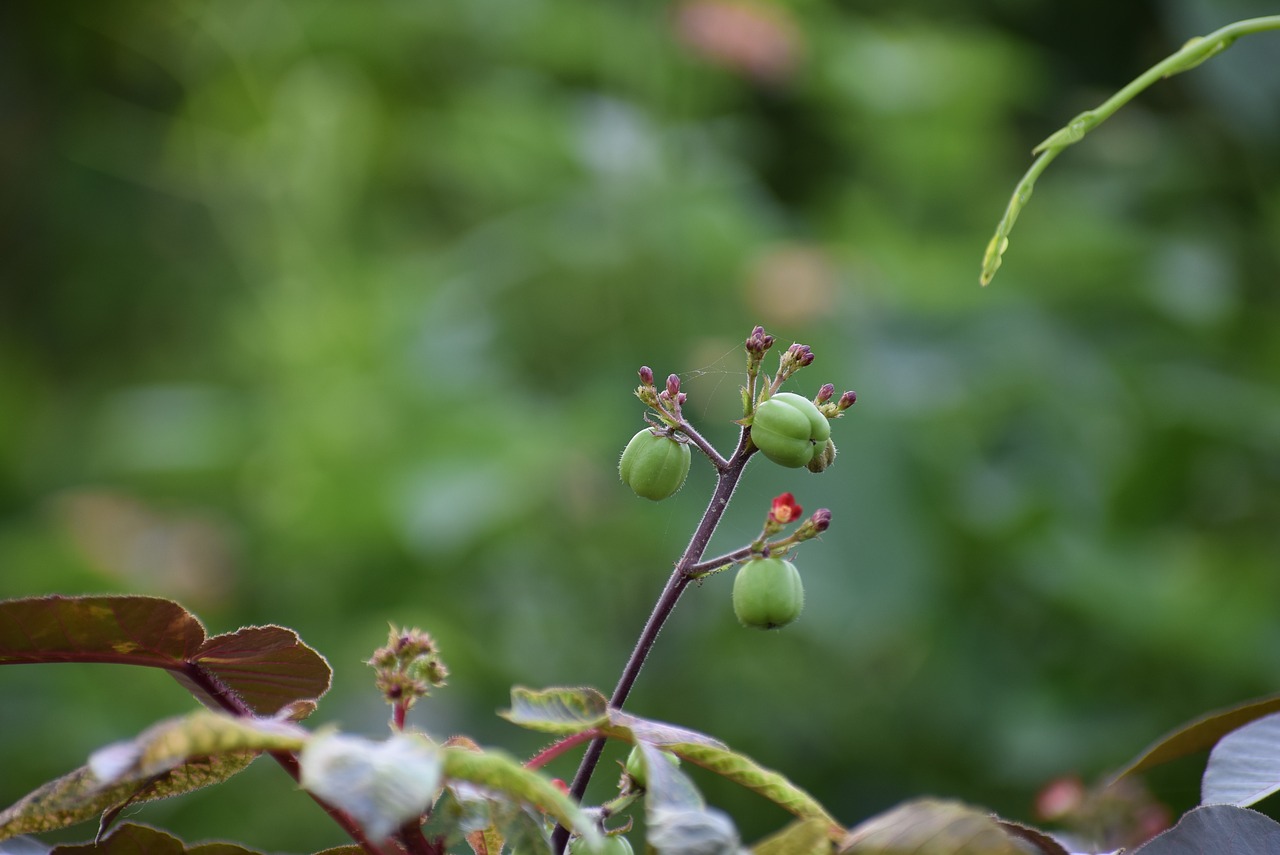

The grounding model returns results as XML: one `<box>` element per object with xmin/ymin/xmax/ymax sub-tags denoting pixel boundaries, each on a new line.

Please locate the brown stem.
<box><xmin>178</xmin><ymin>663</ymin><xmax>394</xmax><ymax>855</ymax></box>
<box><xmin>550</xmin><ymin>430</ymin><xmax>756</xmax><ymax>854</ymax></box>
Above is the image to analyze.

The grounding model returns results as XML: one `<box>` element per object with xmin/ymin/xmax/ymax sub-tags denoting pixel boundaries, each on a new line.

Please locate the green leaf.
<box><xmin>0</xmin><ymin>595</ymin><xmax>331</xmax><ymax>716</ymax></box>
<box><xmin>0</xmin><ymin>753</ymin><xmax>256</xmax><ymax>842</ymax></box>
<box><xmin>1109</xmin><ymin>693</ymin><xmax>1280</xmax><ymax>784</ymax></box>
<box><xmin>647</xmin><ymin>808</ymin><xmax>739</xmax><ymax>855</ymax></box>
<box><xmin>1201</xmin><ymin>711</ymin><xmax>1280</xmax><ymax>807</ymax></box>
<box><xmin>751</xmin><ymin>818</ymin><xmax>832</xmax><ymax>855</ymax></box>
<box><xmin>633</xmin><ymin>743</ymin><xmax>704</xmax><ymax>812</ymax></box>
<box><xmin>89</xmin><ymin>711</ymin><xmax>307</xmax><ymax>785</ymax></box>
<box><xmin>299</xmin><ymin>732</ymin><xmax>442</xmax><ymax>841</ymax></box>
<box><xmin>1</xmin><ymin>712</ymin><xmax>303</xmax><ymax>842</ymax></box>
<box><xmin>606</xmin><ymin>712</ymin><xmax>725</xmax><ymax>750</ymax></box>
<box><xmin>499</xmin><ymin>686</ymin><xmax>610</xmax><ymax>734</ymax></box>
<box><xmin>838</xmin><ymin>800</ymin><xmax>1025</xmax><ymax>855</ymax></box>
<box><xmin>665</xmin><ymin>743</ymin><xmax>840</xmax><ymax>833</ymax></box>
<box><xmin>442</xmin><ymin>745</ymin><xmax>600</xmax><ymax>849</ymax></box>
<box><xmin>48</xmin><ymin>823</ymin><xmax>262</xmax><ymax>854</ymax></box>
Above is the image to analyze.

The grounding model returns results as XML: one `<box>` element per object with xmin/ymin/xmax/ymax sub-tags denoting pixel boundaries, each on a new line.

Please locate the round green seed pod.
<box><xmin>750</xmin><ymin>393</ymin><xmax>831</xmax><ymax>468</ymax></box>
<box><xmin>732</xmin><ymin>557</ymin><xmax>804</xmax><ymax>629</ymax></box>
<box><xmin>570</xmin><ymin>834</ymin><xmax>634</xmax><ymax>855</ymax></box>
<box><xmin>624</xmin><ymin>745</ymin><xmax>681</xmax><ymax>789</ymax></box>
<box><xmin>619</xmin><ymin>428</ymin><xmax>691</xmax><ymax>500</ymax></box>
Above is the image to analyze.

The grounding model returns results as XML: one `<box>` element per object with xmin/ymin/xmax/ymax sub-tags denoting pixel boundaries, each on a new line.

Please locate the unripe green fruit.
<box><xmin>750</xmin><ymin>393</ymin><xmax>832</xmax><ymax>469</ymax></box>
<box><xmin>570</xmin><ymin>834</ymin><xmax>634</xmax><ymax>855</ymax></box>
<box><xmin>732</xmin><ymin>557</ymin><xmax>804</xmax><ymax>629</ymax></box>
<box><xmin>619</xmin><ymin>429</ymin><xmax>691</xmax><ymax>500</ymax></box>
<box><xmin>624</xmin><ymin>745</ymin><xmax>680</xmax><ymax>789</ymax></box>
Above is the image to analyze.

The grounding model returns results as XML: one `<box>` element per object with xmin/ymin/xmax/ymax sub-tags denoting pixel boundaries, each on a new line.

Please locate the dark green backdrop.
<box><xmin>2</xmin><ymin>0</ymin><xmax>1279</xmax><ymax>851</ymax></box>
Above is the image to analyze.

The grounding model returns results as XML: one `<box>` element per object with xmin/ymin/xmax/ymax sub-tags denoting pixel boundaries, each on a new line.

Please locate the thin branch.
<box><xmin>526</xmin><ymin>729</ymin><xmax>603</xmax><ymax>770</ymax></box>
<box><xmin>550</xmin><ymin>429</ymin><xmax>757</xmax><ymax>854</ymax></box>
<box><xmin>676</xmin><ymin>419</ymin><xmax>730</xmax><ymax>470</ymax></box>
<box><xmin>980</xmin><ymin>15</ymin><xmax>1280</xmax><ymax>286</ymax></box>
<box><xmin>179</xmin><ymin>663</ymin><xmax>394</xmax><ymax>855</ymax></box>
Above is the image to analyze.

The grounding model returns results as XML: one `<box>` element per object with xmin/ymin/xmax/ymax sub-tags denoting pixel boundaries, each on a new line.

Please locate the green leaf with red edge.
<box><xmin>1108</xmin><ymin>692</ymin><xmax>1280</xmax><ymax>785</ymax></box>
<box><xmin>49</xmin><ymin>823</ymin><xmax>262</xmax><ymax>854</ymax></box>
<box><xmin>1</xmin><ymin>712</ymin><xmax>306</xmax><ymax>842</ymax></box>
<box><xmin>0</xmin><ymin>595</ymin><xmax>331</xmax><ymax>716</ymax></box>
<box><xmin>498</xmin><ymin>686</ymin><xmax>609</xmax><ymax>734</ymax></box>
<box><xmin>838</xmin><ymin>800</ymin><xmax>1026</xmax><ymax>855</ymax></box>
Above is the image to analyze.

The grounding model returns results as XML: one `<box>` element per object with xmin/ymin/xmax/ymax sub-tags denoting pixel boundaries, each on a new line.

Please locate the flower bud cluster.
<box><xmin>634</xmin><ymin>366</ymin><xmax>686</xmax><ymax>424</ymax></box>
<box><xmin>368</xmin><ymin>626</ymin><xmax>449</xmax><ymax>712</ymax></box>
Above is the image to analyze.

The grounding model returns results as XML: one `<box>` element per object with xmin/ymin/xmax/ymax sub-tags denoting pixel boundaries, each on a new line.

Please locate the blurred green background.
<box><xmin>3</xmin><ymin>0</ymin><xmax>1280</xmax><ymax>851</ymax></box>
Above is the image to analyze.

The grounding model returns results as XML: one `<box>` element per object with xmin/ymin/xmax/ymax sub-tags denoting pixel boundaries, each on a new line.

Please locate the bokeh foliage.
<box><xmin>2</xmin><ymin>0</ymin><xmax>1279</xmax><ymax>850</ymax></box>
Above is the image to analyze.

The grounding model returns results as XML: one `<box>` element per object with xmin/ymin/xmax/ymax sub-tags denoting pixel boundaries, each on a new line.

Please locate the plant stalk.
<box><xmin>550</xmin><ymin>430</ymin><xmax>755</xmax><ymax>854</ymax></box>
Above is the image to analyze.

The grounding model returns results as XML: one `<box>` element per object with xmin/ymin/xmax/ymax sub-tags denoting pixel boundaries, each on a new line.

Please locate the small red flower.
<box><xmin>769</xmin><ymin>492</ymin><xmax>803</xmax><ymax>524</ymax></box>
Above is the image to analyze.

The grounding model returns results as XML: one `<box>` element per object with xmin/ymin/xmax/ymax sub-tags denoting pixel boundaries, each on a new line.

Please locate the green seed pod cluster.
<box><xmin>619</xmin><ymin>428</ymin><xmax>691</xmax><ymax>500</ymax></box>
<box><xmin>732</xmin><ymin>557</ymin><xmax>804</xmax><ymax>629</ymax></box>
<box><xmin>750</xmin><ymin>392</ymin><xmax>832</xmax><ymax>469</ymax></box>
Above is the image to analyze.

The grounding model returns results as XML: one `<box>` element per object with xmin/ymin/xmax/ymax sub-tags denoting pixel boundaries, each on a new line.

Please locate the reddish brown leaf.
<box><xmin>1109</xmin><ymin>692</ymin><xmax>1280</xmax><ymax>785</ymax></box>
<box><xmin>0</xmin><ymin>595</ymin><xmax>330</xmax><ymax>716</ymax></box>
<box><xmin>50</xmin><ymin>822</ymin><xmax>262</xmax><ymax>854</ymax></box>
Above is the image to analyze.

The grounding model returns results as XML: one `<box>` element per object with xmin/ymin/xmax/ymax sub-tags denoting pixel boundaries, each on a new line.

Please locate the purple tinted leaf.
<box><xmin>840</xmin><ymin>800</ymin><xmax>1026</xmax><ymax>855</ymax></box>
<box><xmin>1110</xmin><ymin>693</ymin><xmax>1280</xmax><ymax>784</ymax></box>
<box><xmin>1201</xmin><ymin>711</ymin><xmax>1280</xmax><ymax>807</ymax></box>
<box><xmin>0</xmin><ymin>597</ymin><xmax>204</xmax><ymax>667</ymax></box>
<box><xmin>49</xmin><ymin>823</ymin><xmax>262</xmax><ymax>854</ymax></box>
<box><xmin>176</xmin><ymin>626</ymin><xmax>331</xmax><ymax>716</ymax></box>
<box><xmin>1131</xmin><ymin>804</ymin><xmax>1280</xmax><ymax>854</ymax></box>
<box><xmin>0</xmin><ymin>596</ymin><xmax>330</xmax><ymax>716</ymax></box>
<box><xmin>994</xmin><ymin>820</ymin><xmax>1070</xmax><ymax>855</ymax></box>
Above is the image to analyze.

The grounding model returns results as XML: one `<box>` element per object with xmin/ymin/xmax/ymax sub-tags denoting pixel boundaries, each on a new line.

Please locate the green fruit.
<box><xmin>570</xmin><ymin>834</ymin><xmax>634</xmax><ymax>855</ymax></box>
<box><xmin>732</xmin><ymin>557</ymin><xmax>804</xmax><ymax>629</ymax></box>
<box><xmin>750</xmin><ymin>392</ymin><xmax>832</xmax><ymax>468</ymax></box>
<box><xmin>619</xmin><ymin>428</ymin><xmax>691</xmax><ymax>500</ymax></box>
<box><xmin>624</xmin><ymin>745</ymin><xmax>680</xmax><ymax>789</ymax></box>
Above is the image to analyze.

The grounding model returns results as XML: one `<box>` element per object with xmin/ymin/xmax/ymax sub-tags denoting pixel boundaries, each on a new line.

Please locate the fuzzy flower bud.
<box><xmin>838</xmin><ymin>390</ymin><xmax>857</xmax><ymax>410</ymax></box>
<box><xmin>666</xmin><ymin>374</ymin><xmax>681</xmax><ymax>397</ymax></box>
<box><xmin>787</xmin><ymin>343</ymin><xmax>815</xmax><ymax>367</ymax></box>
<box><xmin>816</xmin><ymin>383</ymin><xmax>834</xmax><ymax>404</ymax></box>
<box><xmin>794</xmin><ymin>508</ymin><xmax>832</xmax><ymax>541</ymax></box>
<box><xmin>745</xmin><ymin>325</ymin><xmax>775</xmax><ymax>355</ymax></box>
<box><xmin>639</xmin><ymin>366</ymin><xmax>655</xmax><ymax>386</ymax></box>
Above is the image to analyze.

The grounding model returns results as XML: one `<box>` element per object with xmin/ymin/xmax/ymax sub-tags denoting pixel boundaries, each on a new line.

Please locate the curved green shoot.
<box><xmin>981</xmin><ymin>16</ymin><xmax>1280</xmax><ymax>286</ymax></box>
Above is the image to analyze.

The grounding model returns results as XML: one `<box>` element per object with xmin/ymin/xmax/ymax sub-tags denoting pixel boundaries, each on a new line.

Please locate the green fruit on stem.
<box><xmin>732</xmin><ymin>557</ymin><xmax>804</xmax><ymax>629</ymax></box>
<box><xmin>570</xmin><ymin>834</ymin><xmax>634</xmax><ymax>855</ymax></box>
<box><xmin>619</xmin><ymin>428</ymin><xmax>691</xmax><ymax>500</ymax></box>
<box><xmin>750</xmin><ymin>392</ymin><xmax>831</xmax><ymax>469</ymax></box>
<box><xmin>624</xmin><ymin>744</ymin><xmax>680</xmax><ymax>789</ymax></box>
